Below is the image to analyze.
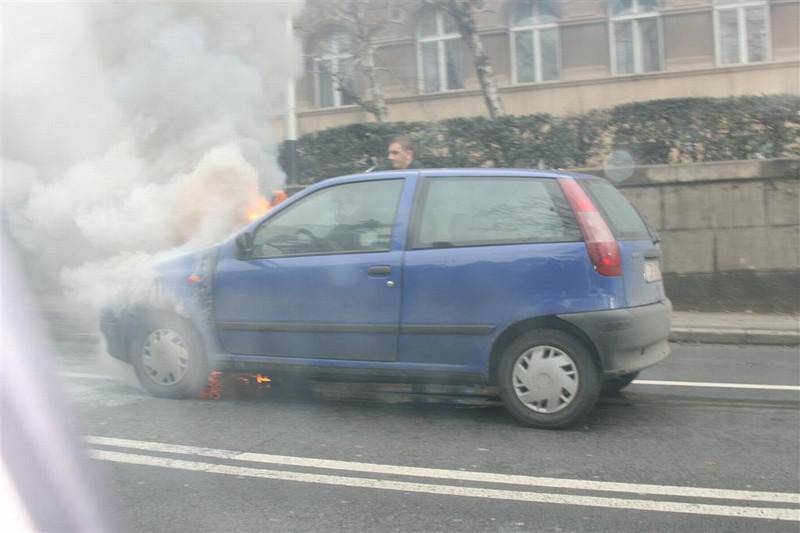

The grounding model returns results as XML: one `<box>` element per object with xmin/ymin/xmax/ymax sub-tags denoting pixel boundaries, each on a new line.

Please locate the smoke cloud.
<box><xmin>1</xmin><ymin>1</ymin><xmax>303</xmax><ymax>314</ymax></box>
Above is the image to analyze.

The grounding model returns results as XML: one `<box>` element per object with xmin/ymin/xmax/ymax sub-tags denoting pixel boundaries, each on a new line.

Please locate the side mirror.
<box><xmin>235</xmin><ymin>232</ymin><xmax>253</xmax><ymax>259</ymax></box>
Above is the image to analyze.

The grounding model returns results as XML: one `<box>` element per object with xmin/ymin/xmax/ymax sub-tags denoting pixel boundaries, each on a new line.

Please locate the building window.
<box><xmin>314</xmin><ymin>33</ymin><xmax>354</xmax><ymax>108</ymax></box>
<box><xmin>417</xmin><ymin>9</ymin><xmax>464</xmax><ymax>93</ymax></box>
<box><xmin>510</xmin><ymin>0</ymin><xmax>560</xmax><ymax>83</ymax></box>
<box><xmin>714</xmin><ymin>0</ymin><xmax>770</xmax><ymax>65</ymax></box>
<box><xmin>609</xmin><ymin>0</ymin><xmax>662</xmax><ymax>74</ymax></box>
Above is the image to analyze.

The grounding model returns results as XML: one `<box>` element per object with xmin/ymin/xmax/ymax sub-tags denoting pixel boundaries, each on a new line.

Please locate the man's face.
<box><xmin>388</xmin><ymin>142</ymin><xmax>413</xmax><ymax>170</ymax></box>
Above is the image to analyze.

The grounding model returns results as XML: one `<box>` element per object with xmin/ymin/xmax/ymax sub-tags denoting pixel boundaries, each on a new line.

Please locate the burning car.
<box><xmin>100</xmin><ymin>169</ymin><xmax>671</xmax><ymax>429</ymax></box>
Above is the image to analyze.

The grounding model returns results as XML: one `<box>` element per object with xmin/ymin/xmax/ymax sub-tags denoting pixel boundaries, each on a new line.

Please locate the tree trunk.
<box><xmin>449</xmin><ymin>1</ymin><xmax>504</xmax><ymax>118</ymax></box>
<box><xmin>442</xmin><ymin>0</ymin><xmax>504</xmax><ymax>118</ymax></box>
<box><xmin>362</xmin><ymin>44</ymin><xmax>389</xmax><ymax>122</ymax></box>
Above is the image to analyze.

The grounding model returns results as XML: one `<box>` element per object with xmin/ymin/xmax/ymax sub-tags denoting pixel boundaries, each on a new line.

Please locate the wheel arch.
<box><xmin>125</xmin><ymin>305</ymin><xmax>204</xmax><ymax>358</ymax></box>
<box><xmin>488</xmin><ymin>315</ymin><xmax>602</xmax><ymax>384</ymax></box>
<box><xmin>127</xmin><ymin>304</ymin><xmax>212</xmax><ymax>399</ymax></box>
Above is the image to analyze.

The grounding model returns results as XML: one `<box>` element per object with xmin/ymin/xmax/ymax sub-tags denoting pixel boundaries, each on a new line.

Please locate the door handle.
<box><xmin>368</xmin><ymin>265</ymin><xmax>392</xmax><ymax>277</ymax></box>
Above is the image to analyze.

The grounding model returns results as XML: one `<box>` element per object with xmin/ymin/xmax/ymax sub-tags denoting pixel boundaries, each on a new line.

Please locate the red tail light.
<box><xmin>558</xmin><ymin>178</ymin><xmax>622</xmax><ymax>276</ymax></box>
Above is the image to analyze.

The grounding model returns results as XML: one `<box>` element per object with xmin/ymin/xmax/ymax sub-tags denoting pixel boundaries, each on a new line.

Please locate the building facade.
<box><xmin>284</xmin><ymin>0</ymin><xmax>799</xmax><ymax>138</ymax></box>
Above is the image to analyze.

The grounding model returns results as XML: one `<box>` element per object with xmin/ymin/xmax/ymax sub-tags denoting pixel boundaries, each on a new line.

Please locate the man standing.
<box><xmin>387</xmin><ymin>135</ymin><xmax>421</xmax><ymax>170</ymax></box>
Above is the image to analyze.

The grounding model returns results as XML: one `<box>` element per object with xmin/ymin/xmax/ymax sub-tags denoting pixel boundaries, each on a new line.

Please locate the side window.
<box><xmin>511</xmin><ymin>0</ymin><xmax>560</xmax><ymax>84</ymax></box>
<box><xmin>713</xmin><ymin>0</ymin><xmax>770</xmax><ymax>65</ymax></box>
<box><xmin>252</xmin><ymin>180</ymin><xmax>404</xmax><ymax>258</ymax></box>
<box><xmin>412</xmin><ymin>177</ymin><xmax>580</xmax><ymax>248</ymax></box>
<box><xmin>579</xmin><ymin>179</ymin><xmax>651</xmax><ymax>240</ymax></box>
<box><xmin>312</xmin><ymin>32</ymin><xmax>355</xmax><ymax>108</ymax></box>
<box><xmin>417</xmin><ymin>8</ymin><xmax>464</xmax><ymax>93</ymax></box>
<box><xmin>609</xmin><ymin>0</ymin><xmax>662</xmax><ymax>74</ymax></box>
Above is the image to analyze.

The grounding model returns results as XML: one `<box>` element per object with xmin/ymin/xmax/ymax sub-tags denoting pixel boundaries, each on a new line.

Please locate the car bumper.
<box><xmin>99</xmin><ymin>309</ymin><xmax>130</xmax><ymax>361</ymax></box>
<box><xmin>557</xmin><ymin>299</ymin><xmax>672</xmax><ymax>376</ymax></box>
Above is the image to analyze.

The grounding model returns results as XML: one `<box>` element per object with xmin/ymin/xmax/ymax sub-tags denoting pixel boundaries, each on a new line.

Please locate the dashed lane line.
<box><xmin>88</xmin><ymin>449</ymin><xmax>800</xmax><ymax>522</ymax></box>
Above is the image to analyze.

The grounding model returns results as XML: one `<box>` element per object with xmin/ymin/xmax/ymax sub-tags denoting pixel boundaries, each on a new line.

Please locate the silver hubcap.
<box><xmin>512</xmin><ymin>345</ymin><xmax>579</xmax><ymax>414</ymax></box>
<box><xmin>141</xmin><ymin>328</ymin><xmax>189</xmax><ymax>386</ymax></box>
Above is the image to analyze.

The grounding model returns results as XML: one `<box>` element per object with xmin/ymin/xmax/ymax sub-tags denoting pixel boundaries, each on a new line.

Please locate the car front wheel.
<box><xmin>497</xmin><ymin>329</ymin><xmax>601</xmax><ymax>429</ymax></box>
<box><xmin>130</xmin><ymin>310</ymin><xmax>210</xmax><ymax>399</ymax></box>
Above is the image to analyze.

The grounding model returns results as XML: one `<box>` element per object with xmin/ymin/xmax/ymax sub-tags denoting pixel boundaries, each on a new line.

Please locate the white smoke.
<box><xmin>1</xmin><ymin>1</ymin><xmax>303</xmax><ymax>313</ymax></box>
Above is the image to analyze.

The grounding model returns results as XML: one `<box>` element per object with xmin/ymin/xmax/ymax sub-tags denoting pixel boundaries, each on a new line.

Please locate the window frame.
<box><xmin>509</xmin><ymin>0</ymin><xmax>561</xmax><ymax>84</ymax></box>
<box><xmin>407</xmin><ymin>176</ymin><xmax>582</xmax><ymax>251</ymax></box>
<box><xmin>608</xmin><ymin>0</ymin><xmax>664</xmax><ymax>75</ymax></box>
<box><xmin>250</xmin><ymin>179</ymin><xmax>405</xmax><ymax>260</ymax></box>
<box><xmin>416</xmin><ymin>9</ymin><xmax>464</xmax><ymax>94</ymax></box>
<box><xmin>313</xmin><ymin>32</ymin><xmax>355</xmax><ymax>108</ymax></box>
<box><xmin>712</xmin><ymin>0</ymin><xmax>772</xmax><ymax>66</ymax></box>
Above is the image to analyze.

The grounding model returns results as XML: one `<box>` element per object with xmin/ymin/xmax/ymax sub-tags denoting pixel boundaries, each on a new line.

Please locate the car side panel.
<box><xmin>398</xmin><ymin>243</ymin><xmax>626</xmax><ymax>372</ymax></box>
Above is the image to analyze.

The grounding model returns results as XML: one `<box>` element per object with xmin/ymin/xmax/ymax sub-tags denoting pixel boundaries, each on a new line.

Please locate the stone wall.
<box><xmin>582</xmin><ymin>159</ymin><xmax>800</xmax><ymax>312</ymax></box>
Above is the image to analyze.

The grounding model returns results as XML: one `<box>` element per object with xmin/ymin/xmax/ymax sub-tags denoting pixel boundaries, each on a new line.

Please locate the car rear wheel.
<box><xmin>601</xmin><ymin>371</ymin><xmax>640</xmax><ymax>395</ymax></box>
<box><xmin>130</xmin><ymin>311</ymin><xmax>210</xmax><ymax>399</ymax></box>
<box><xmin>497</xmin><ymin>329</ymin><xmax>601</xmax><ymax>429</ymax></box>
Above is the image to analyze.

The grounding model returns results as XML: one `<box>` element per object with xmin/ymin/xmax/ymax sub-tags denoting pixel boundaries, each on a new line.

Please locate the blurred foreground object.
<box><xmin>1</xmin><ymin>235</ymin><xmax>117</xmax><ymax>532</ymax></box>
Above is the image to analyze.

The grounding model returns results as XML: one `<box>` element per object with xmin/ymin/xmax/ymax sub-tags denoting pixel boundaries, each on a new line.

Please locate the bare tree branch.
<box><xmin>315</xmin><ymin>59</ymin><xmax>383</xmax><ymax>119</ymax></box>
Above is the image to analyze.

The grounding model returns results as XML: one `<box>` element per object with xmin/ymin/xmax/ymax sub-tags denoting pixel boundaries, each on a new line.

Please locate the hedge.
<box><xmin>279</xmin><ymin>95</ymin><xmax>800</xmax><ymax>183</ymax></box>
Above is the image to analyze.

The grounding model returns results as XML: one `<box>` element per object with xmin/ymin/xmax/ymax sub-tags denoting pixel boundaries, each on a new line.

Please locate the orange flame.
<box><xmin>200</xmin><ymin>371</ymin><xmax>223</xmax><ymax>400</ymax></box>
<box><xmin>271</xmin><ymin>189</ymin><xmax>288</xmax><ymax>206</ymax></box>
<box><xmin>242</xmin><ymin>189</ymin><xmax>289</xmax><ymax>223</ymax></box>
<box><xmin>199</xmin><ymin>371</ymin><xmax>272</xmax><ymax>400</ymax></box>
<box><xmin>244</xmin><ymin>196</ymin><xmax>271</xmax><ymax>222</ymax></box>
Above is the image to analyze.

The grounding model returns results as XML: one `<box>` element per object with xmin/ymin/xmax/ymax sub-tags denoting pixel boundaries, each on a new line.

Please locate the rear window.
<box><xmin>580</xmin><ymin>179</ymin><xmax>652</xmax><ymax>240</ymax></box>
<box><xmin>411</xmin><ymin>177</ymin><xmax>581</xmax><ymax>249</ymax></box>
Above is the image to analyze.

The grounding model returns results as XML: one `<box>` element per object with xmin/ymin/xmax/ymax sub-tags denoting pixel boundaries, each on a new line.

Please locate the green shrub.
<box><xmin>279</xmin><ymin>95</ymin><xmax>800</xmax><ymax>183</ymax></box>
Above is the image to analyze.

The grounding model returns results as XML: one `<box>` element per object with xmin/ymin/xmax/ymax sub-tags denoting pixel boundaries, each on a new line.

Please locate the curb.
<box><xmin>669</xmin><ymin>329</ymin><xmax>800</xmax><ymax>346</ymax></box>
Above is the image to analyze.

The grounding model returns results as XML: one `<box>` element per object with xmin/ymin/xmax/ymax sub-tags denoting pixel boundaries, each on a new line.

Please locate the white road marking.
<box><xmin>89</xmin><ymin>449</ymin><xmax>800</xmax><ymax>522</ymax></box>
<box><xmin>632</xmin><ymin>380</ymin><xmax>800</xmax><ymax>391</ymax></box>
<box><xmin>60</xmin><ymin>371</ymin><xmax>799</xmax><ymax>392</ymax></box>
<box><xmin>59</xmin><ymin>371</ymin><xmax>116</xmax><ymax>381</ymax></box>
<box><xmin>86</xmin><ymin>436</ymin><xmax>799</xmax><ymax>505</ymax></box>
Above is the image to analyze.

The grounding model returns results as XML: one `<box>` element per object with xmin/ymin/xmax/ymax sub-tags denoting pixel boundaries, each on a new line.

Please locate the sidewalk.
<box><xmin>39</xmin><ymin>304</ymin><xmax>800</xmax><ymax>346</ymax></box>
<box><xmin>670</xmin><ymin>311</ymin><xmax>799</xmax><ymax>346</ymax></box>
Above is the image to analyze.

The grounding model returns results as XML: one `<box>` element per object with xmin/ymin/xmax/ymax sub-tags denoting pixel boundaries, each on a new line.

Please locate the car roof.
<box><xmin>314</xmin><ymin>168</ymin><xmax>599</xmax><ymax>188</ymax></box>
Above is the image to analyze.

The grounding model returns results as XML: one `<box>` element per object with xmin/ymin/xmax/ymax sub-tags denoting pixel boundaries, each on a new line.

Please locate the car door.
<box><xmin>398</xmin><ymin>175</ymin><xmax>599</xmax><ymax>371</ymax></box>
<box><xmin>213</xmin><ymin>178</ymin><xmax>407</xmax><ymax>361</ymax></box>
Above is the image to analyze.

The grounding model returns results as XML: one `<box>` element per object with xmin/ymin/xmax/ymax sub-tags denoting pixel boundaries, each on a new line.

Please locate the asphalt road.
<box><xmin>51</xmin><ymin>341</ymin><xmax>799</xmax><ymax>532</ymax></box>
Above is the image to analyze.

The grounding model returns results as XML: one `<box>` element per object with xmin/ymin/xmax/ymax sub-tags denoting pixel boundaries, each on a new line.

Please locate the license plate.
<box><xmin>644</xmin><ymin>259</ymin><xmax>662</xmax><ymax>283</ymax></box>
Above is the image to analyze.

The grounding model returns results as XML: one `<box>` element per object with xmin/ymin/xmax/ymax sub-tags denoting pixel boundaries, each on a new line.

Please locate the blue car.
<box><xmin>101</xmin><ymin>169</ymin><xmax>671</xmax><ymax>429</ymax></box>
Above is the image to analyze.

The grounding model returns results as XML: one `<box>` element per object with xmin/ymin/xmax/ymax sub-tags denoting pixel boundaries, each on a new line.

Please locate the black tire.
<box><xmin>601</xmin><ymin>371</ymin><xmax>640</xmax><ymax>395</ymax></box>
<box><xmin>496</xmin><ymin>329</ymin><xmax>601</xmax><ymax>429</ymax></box>
<box><xmin>130</xmin><ymin>310</ymin><xmax>210</xmax><ymax>399</ymax></box>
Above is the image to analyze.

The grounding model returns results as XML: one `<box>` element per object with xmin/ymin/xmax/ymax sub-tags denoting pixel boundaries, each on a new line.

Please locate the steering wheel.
<box><xmin>297</xmin><ymin>228</ymin><xmax>328</xmax><ymax>250</ymax></box>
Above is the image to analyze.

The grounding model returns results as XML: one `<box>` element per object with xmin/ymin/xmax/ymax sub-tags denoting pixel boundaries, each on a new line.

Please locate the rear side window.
<box><xmin>412</xmin><ymin>177</ymin><xmax>581</xmax><ymax>249</ymax></box>
<box><xmin>580</xmin><ymin>179</ymin><xmax>651</xmax><ymax>240</ymax></box>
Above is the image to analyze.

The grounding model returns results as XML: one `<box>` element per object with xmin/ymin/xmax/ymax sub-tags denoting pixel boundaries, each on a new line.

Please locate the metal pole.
<box><xmin>285</xmin><ymin>13</ymin><xmax>298</xmax><ymax>184</ymax></box>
